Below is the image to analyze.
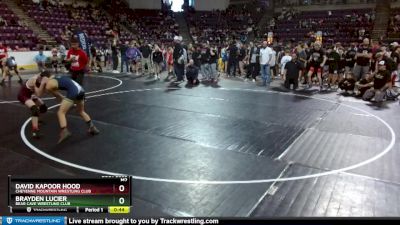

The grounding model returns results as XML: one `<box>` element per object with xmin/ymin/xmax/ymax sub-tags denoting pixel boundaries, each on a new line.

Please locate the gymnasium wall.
<box><xmin>275</xmin><ymin>3</ymin><xmax>375</xmax><ymax>12</ymax></box>
<box><xmin>194</xmin><ymin>0</ymin><xmax>229</xmax><ymax>11</ymax></box>
<box><xmin>275</xmin><ymin>1</ymin><xmax>400</xmax><ymax>12</ymax></box>
<box><xmin>9</xmin><ymin>51</ymin><xmax>52</xmax><ymax>70</ymax></box>
<box><xmin>127</xmin><ymin>0</ymin><xmax>162</xmax><ymax>9</ymax></box>
<box><xmin>229</xmin><ymin>0</ymin><xmax>250</xmax><ymax>4</ymax></box>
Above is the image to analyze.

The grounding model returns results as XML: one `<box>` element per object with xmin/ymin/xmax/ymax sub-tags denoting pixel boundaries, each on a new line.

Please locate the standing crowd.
<box><xmin>3</xmin><ymin>35</ymin><xmax>399</xmax><ymax>104</ymax></box>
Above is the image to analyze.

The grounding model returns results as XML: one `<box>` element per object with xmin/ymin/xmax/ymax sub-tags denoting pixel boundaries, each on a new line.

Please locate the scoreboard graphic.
<box><xmin>8</xmin><ymin>176</ymin><xmax>131</xmax><ymax>214</ymax></box>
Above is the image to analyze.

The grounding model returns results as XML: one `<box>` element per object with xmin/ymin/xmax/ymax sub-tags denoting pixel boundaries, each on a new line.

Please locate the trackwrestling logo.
<box><xmin>2</xmin><ymin>216</ymin><xmax>64</xmax><ymax>225</ymax></box>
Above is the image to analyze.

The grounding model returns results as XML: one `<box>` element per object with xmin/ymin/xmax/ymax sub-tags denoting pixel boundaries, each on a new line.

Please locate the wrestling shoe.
<box><xmin>32</xmin><ymin>130</ymin><xmax>42</xmax><ymax>139</ymax></box>
<box><xmin>58</xmin><ymin>128</ymin><xmax>72</xmax><ymax>144</ymax></box>
<box><xmin>88</xmin><ymin>126</ymin><xmax>100</xmax><ymax>135</ymax></box>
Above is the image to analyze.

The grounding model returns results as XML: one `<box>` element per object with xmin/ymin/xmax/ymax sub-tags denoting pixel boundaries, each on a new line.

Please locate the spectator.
<box><xmin>90</xmin><ymin>45</ymin><xmax>100</xmax><ymax>73</ymax></box>
<box><xmin>0</xmin><ymin>17</ymin><xmax>7</xmax><ymax>27</ymax></box>
<box><xmin>34</xmin><ymin>47</ymin><xmax>47</xmax><ymax>72</ymax></box>
<box><xmin>297</xmin><ymin>43</ymin><xmax>308</xmax><ymax>83</ymax></box>
<box><xmin>65</xmin><ymin>26</ymin><xmax>72</xmax><ymax>39</ymax></box>
<box><xmin>126</xmin><ymin>41</ymin><xmax>141</xmax><ymax>76</ymax></box>
<box><xmin>218</xmin><ymin>45</ymin><xmax>227</xmax><ymax>72</ymax></box>
<box><xmin>339</xmin><ymin>72</ymin><xmax>356</xmax><ymax>95</ymax></box>
<box><xmin>354</xmin><ymin>38</ymin><xmax>372</xmax><ymax>80</ymax></box>
<box><xmin>59</xmin><ymin>43</ymin><xmax>67</xmax><ymax>72</ymax></box>
<box><xmin>355</xmin><ymin>72</ymin><xmax>374</xmax><ymax>97</ymax></box>
<box><xmin>0</xmin><ymin>50</ymin><xmax>22</xmax><ymax>85</ymax></box>
<box><xmin>140</xmin><ymin>42</ymin><xmax>152</xmax><ymax>76</ymax></box>
<box><xmin>192</xmin><ymin>45</ymin><xmax>202</xmax><ymax>69</ymax></box>
<box><xmin>227</xmin><ymin>41</ymin><xmax>238</xmax><ymax>77</ymax></box>
<box><xmin>260</xmin><ymin>41</ymin><xmax>273</xmax><ymax>86</ymax></box>
<box><xmin>283</xmin><ymin>53</ymin><xmax>301</xmax><ymax>90</ymax></box>
<box><xmin>345</xmin><ymin>43</ymin><xmax>357</xmax><ymax>72</ymax></box>
<box><xmin>166</xmin><ymin>46</ymin><xmax>174</xmax><ymax>77</ymax></box>
<box><xmin>152</xmin><ymin>44</ymin><xmax>164</xmax><ymax>80</ymax></box>
<box><xmin>173</xmin><ymin>36</ymin><xmax>185</xmax><ymax>82</ymax></box>
<box><xmin>186</xmin><ymin>59</ymin><xmax>200</xmax><ymax>86</ymax></box>
<box><xmin>280</xmin><ymin>49</ymin><xmax>292</xmax><ymax>77</ymax></box>
<box><xmin>120</xmin><ymin>41</ymin><xmax>129</xmax><ymax>74</ymax></box>
<box><xmin>0</xmin><ymin>42</ymin><xmax>8</xmax><ymax>74</ymax></box>
<box><xmin>374</xmin><ymin>51</ymin><xmax>397</xmax><ymax>86</ymax></box>
<box><xmin>270</xmin><ymin>46</ymin><xmax>277</xmax><ymax>80</ymax></box>
<box><xmin>209</xmin><ymin>45</ymin><xmax>219</xmax><ymax>83</ymax></box>
<box><xmin>51</xmin><ymin>46</ymin><xmax>59</xmax><ymax>73</ymax></box>
<box><xmin>200</xmin><ymin>43</ymin><xmax>211</xmax><ymax>81</ymax></box>
<box><xmin>111</xmin><ymin>42</ymin><xmax>119</xmax><ymax>74</ymax></box>
<box><xmin>6</xmin><ymin>56</ymin><xmax>23</xmax><ymax>84</ymax></box>
<box><xmin>61</xmin><ymin>31</ymin><xmax>69</xmax><ymax>46</ymax></box>
<box><xmin>391</xmin><ymin>45</ymin><xmax>400</xmax><ymax>79</ymax></box>
<box><xmin>326</xmin><ymin>45</ymin><xmax>340</xmax><ymax>89</ymax></box>
<box><xmin>246</xmin><ymin>42</ymin><xmax>259</xmax><ymax>82</ymax></box>
<box><xmin>66</xmin><ymin>38</ymin><xmax>89</xmax><ymax>85</ymax></box>
<box><xmin>362</xmin><ymin>60</ymin><xmax>391</xmax><ymax>104</ymax></box>
<box><xmin>306</xmin><ymin>42</ymin><xmax>326</xmax><ymax>90</ymax></box>
<box><xmin>238</xmin><ymin>43</ymin><xmax>247</xmax><ymax>77</ymax></box>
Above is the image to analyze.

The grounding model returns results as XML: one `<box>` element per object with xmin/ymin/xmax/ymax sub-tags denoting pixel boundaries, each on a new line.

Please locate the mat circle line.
<box><xmin>0</xmin><ymin>75</ymin><xmax>123</xmax><ymax>104</ymax></box>
<box><xmin>20</xmin><ymin>87</ymin><xmax>396</xmax><ymax>184</ymax></box>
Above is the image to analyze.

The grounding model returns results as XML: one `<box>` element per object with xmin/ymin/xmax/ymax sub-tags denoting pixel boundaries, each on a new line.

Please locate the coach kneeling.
<box><xmin>362</xmin><ymin>60</ymin><xmax>391</xmax><ymax>103</ymax></box>
<box><xmin>186</xmin><ymin>59</ymin><xmax>199</xmax><ymax>86</ymax></box>
<box><xmin>283</xmin><ymin>53</ymin><xmax>302</xmax><ymax>90</ymax></box>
